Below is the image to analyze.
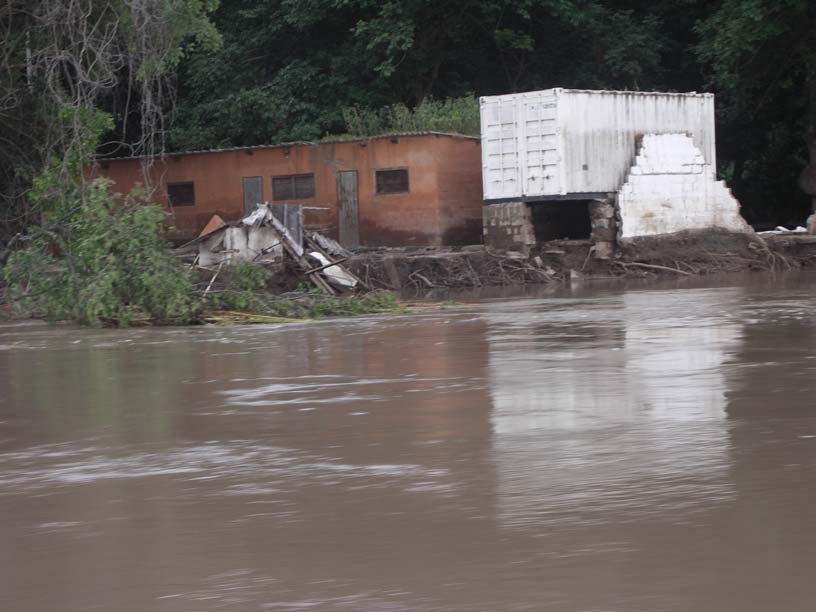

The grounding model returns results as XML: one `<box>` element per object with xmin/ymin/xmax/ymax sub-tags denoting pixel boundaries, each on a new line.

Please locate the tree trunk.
<box><xmin>802</xmin><ymin>136</ymin><xmax>816</xmax><ymax>212</ymax></box>
<box><xmin>799</xmin><ymin>20</ymin><xmax>816</xmax><ymax>212</ymax></box>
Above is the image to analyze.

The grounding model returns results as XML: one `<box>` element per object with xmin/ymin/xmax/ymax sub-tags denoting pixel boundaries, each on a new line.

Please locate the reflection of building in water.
<box><xmin>623</xmin><ymin>291</ymin><xmax>742</xmax><ymax>421</ymax></box>
<box><xmin>485</xmin><ymin>289</ymin><xmax>745</xmax><ymax>527</ymax></box>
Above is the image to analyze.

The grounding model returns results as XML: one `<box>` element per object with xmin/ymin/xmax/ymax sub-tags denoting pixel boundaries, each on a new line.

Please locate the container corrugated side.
<box><xmin>481</xmin><ymin>89</ymin><xmax>563</xmax><ymax>200</ymax></box>
<box><xmin>481</xmin><ymin>94</ymin><xmax>522</xmax><ymax>200</ymax></box>
<box><xmin>558</xmin><ymin>90</ymin><xmax>716</xmax><ymax>194</ymax></box>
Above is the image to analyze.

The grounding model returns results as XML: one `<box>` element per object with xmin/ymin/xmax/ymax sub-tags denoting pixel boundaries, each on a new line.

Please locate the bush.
<box><xmin>206</xmin><ymin>260</ymin><xmax>271</xmax><ymax>312</ymax></box>
<box><xmin>3</xmin><ymin>178</ymin><xmax>199</xmax><ymax>326</ymax></box>
<box><xmin>341</xmin><ymin>96</ymin><xmax>480</xmax><ymax>138</ymax></box>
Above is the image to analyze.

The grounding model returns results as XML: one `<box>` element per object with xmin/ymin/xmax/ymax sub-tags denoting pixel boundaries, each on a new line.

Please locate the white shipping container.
<box><xmin>480</xmin><ymin>88</ymin><xmax>716</xmax><ymax>201</ymax></box>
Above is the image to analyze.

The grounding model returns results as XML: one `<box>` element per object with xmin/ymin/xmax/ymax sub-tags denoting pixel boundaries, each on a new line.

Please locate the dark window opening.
<box><xmin>272</xmin><ymin>173</ymin><xmax>315</xmax><ymax>200</ymax></box>
<box><xmin>529</xmin><ymin>200</ymin><xmax>592</xmax><ymax>241</ymax></box>
<box><xmin>167</xmin><ymin>182</ymin><xmax>195</xmax><ymax>207</ymax></box>
<box><xmin>375</xmin><ymin>168</ymin><xmax>409</xmax><ymax>195</ymax></box>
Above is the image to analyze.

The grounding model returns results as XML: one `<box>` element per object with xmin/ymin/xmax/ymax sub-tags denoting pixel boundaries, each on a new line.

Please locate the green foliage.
<box><xmin>223</xmin><ymin>260</ymin><xmax>270</xmax><ymax>292</ymax></box>
<box><xmin>3</xmin><ymin>178</ymin><xmax>198</xmax><ymax>326</ymax></box>
<box><xmin>696</xmin><ymin>0</ymin><xmax>815</xmax><ymax>221</ymax></box>
<box><xmin>341</xmin><ymin>96</ymin><xmax>480</xmax><ymax>137</ymax></box>
<box><xmin>204</xmin><ymin>263</ymin><xmax>403</xmax><ymax>320</ymax></box>
<box><xmin>125</xmin><ymin>0</ymin><xmax>223</xmax><ymax>81</ymax></box>
<box><xmin>207</xmin><ymin>261</ymin><xmax>271</xmax><ymax>312</ymax></box>
<box><xmin>169</xmin><ymin>0</ymin><xmax>664</xmax><ymax>149</ymax></box>
<box><xmin>696</xmin><ymin>0</ymin><xmax>812</xmax><ymax>91</ymax></box>
<box><xmin>28</xmin><ymin>109</ymin><xmax>114</xmax><ymax>218</ymax></box>
<box><xmin>169</xmin><ymin>62</ymin><xmax>342</xmax><ymax>149</ymax></box>
<box><xmin>0</xmin><ymin>0</ymin><xmax>222</xmax><ymax>240</ymax></box>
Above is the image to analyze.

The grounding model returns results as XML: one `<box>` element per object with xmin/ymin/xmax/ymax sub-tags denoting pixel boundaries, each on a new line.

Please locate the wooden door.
<box><xmin>242</xmin><ymin>176</ymin><xmax>263</xmax><ymax>215</ymax></box>
<box><xmin>336</xmin><ymin>171</ymin><xmax>359</xmax><ymax>247</ymax></box>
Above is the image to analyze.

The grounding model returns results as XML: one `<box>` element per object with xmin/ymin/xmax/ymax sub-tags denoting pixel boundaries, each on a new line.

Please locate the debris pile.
<box><xmin>177</xmin><ymin>203</ymin><xmax>366</xmax><ymax>295</ymax></box>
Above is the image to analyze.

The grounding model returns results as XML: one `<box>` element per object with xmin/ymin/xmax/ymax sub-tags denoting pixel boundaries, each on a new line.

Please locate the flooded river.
<box><xmin>2</xmin><ymin>273</ymin><xmax>815</xmax><ymax>611</ymax></box>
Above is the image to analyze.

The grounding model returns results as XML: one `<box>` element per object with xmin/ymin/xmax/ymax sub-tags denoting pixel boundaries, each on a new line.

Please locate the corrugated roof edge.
<box><xmin>558</xmin><ymin>88</ymin><xmax>712</xmax><ymax>96</ymax></box>
<box><xmin>480</xmin><ymin>88</ymin><xmax>714</xmax><ymax>101</ymax></box>
<box><xmin>95</xmin><ymin>131</ymin><xmax>479</xmax><ymax>162</ymax></box>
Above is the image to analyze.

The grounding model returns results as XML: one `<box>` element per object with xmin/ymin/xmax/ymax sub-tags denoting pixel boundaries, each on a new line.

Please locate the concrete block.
<box><xmin>591</xmin><ymin>226</ymin><xmax>617</xmax><ymax>242</ymax></box>
<box><xmin>593</xmin><ymin>241</ymin><xmax>615</xmax><ymax>260</ymax></box>
<box><xmin>483</xmin><ymin>201</ymin><xmax>537</xmax><ymax>249</ymax></box>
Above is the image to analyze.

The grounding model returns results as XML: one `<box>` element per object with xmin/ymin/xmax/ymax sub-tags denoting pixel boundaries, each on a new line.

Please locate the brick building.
<box><xmin>90</xmin><ymin>132</ymin><xmax>483</xmax><ymax>246</ymax></box>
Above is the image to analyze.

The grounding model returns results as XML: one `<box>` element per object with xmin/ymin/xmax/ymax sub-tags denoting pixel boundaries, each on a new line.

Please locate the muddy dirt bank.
<box><xmin>340</xmin><ymin>230</ymin><xmax>816</xmax><ymax>292</ymax></box>
<box><xmin>3</xmin><ymin>230</ymin><xmax>814</xmax><ymax>323</ymax></box>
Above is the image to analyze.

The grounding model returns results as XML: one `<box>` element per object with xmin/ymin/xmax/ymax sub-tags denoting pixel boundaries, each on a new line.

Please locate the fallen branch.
<box><xmin>203</xmin><ymin>260</ymin><xmax>225</xmax><ymax>296</ymax></box>
<box><xmin>615</xmin><ymin>261</ymin><xmax>692</xmax><ymax>275</ymax></box>
<box><xmin>202</xmin><ymin>310</ymin><xmax>304</xmax><ymax>325</ymax></box>
<box><xmin>409</xmin><ymin>271</ymin><xmax>438</xmax><ymax>288</ymax></box>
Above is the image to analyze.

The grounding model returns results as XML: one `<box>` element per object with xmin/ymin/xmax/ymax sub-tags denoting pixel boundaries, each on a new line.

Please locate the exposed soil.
<box><xmin>345</xmin><ymin>247</ymin><xmax>556</xmax><ymax>292</ymax></box>
<box><xmin>611</xmin><ymin>229</ymin><xmax>809</xmax><ymax>277</ymax></box>
<box><xmin>335</xmin><ymin>230</ymin><xmax>816</xmax><ymax>293</ymax></box>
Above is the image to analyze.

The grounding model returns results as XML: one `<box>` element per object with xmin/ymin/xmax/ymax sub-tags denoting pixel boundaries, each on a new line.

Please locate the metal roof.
<box><xmin>556</xmin><ymin>88</ymin><xmax>712</xmax><ymax>97</ymax></box>
<box><xmin>97</xmin><ymin>131</ymin><xmax>480</xmax><ymax>162</ymax></box>
<box><xmin>480</xmin><ymin>88</ymin><xmax>713</xmax><ymax>102</ymax></box>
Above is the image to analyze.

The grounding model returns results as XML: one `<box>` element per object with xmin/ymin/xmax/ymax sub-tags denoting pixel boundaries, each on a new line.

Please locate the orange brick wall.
<box><xmin>434</xmin><ymin>138</ymin><xmax>485</xmax><ymax>244</ymax></box>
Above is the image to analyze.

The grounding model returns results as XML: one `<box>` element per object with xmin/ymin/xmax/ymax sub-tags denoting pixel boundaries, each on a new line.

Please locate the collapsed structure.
<box><xmin>479</xmin><ymin>88</ymin><xmax>752</xmax><ymax>256</ymax></box>
<box><xmin>178</xmin><ymin>203</ymin><xmax>362</xmax><ymax>295</ymax></box>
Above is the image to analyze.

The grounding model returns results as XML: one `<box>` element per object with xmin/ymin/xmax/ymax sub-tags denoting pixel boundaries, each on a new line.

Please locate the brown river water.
<box><xmin>1</xmin><ymin>273</ymin><xmax>815</xmax><ymax>611</ymax></box>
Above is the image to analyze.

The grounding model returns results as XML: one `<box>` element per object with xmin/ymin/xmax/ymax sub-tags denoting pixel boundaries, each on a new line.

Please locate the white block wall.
<box><xmin>618</xmin><ymin>134</ymin><xmax>751</xmax><ymax>239</ymax></box>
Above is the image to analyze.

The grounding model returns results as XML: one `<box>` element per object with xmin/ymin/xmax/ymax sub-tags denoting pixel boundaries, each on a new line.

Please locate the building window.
<box><xmin>167</xmin><ymin>182</ymin><xmax>195</xmax><ymax>207</ymax></box>
<box><xmin>271</xmin><ymin>173</ymin><xmax>315</xmax><ymax>200</ymax></box>
<box><xmin>375</xmin><ymin>168</ymin><xmax>409</xmax><ymax>195</ymax></box>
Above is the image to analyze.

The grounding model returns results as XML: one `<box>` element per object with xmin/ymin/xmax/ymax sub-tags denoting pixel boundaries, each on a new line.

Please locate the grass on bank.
<box><xmin>202</xmin><ymin>292</ymin><xmax>404</xmax><ymax>325</ymax></box>
<box><xmin>200</xmin><ymin>261</ymin><xmax>405</xmax><ymax>324</ymax></box>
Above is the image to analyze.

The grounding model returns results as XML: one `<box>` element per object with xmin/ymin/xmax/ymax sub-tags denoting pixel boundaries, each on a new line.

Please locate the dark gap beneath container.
<box><xmin>529</xmin><ymin>200</ymin><xmax>592</xmax><ymax>241</ymax></box>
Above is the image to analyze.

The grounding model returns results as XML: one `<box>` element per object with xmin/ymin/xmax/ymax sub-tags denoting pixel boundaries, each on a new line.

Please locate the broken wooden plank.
<box><xmin>309</xmin><ymin>231</ymin><xmax>351</xmax><ymax>257</ymax></box>
<box><xmin>268</xmin><ymin>213</ymin><xmax>303</xmax><ymax>258</ymax></box>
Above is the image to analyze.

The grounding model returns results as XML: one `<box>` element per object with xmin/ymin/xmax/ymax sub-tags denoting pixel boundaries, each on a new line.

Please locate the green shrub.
<box><xmin>3</xmin><ymin>178</ymin><xmax>199</xmax><ymax>326</ymax></box>
<box><xmin>341</xmin><ymin>96</ymin><xmax>480</xmax><ymax>138</ymax></box>
<box><xmin>206</xmin><ymin>261</ymin><xmax>271</xmax><ymax>312</ymax></box>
